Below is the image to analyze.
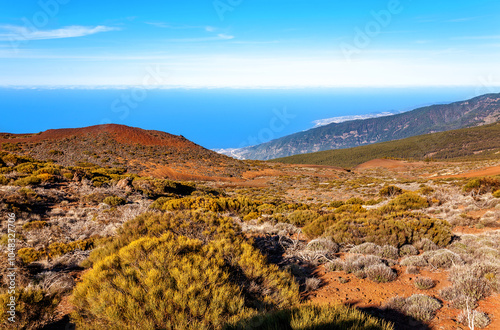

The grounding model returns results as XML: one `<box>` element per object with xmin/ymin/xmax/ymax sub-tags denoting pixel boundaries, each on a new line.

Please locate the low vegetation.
<box><xmin>1</xmin><ymin>145</ymin><xmax>499</xmax><ymax>329</ymax></box>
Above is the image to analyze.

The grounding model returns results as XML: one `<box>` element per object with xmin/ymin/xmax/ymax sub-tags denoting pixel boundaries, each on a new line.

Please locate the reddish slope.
<box><xmin>0</xmin><ymin>124</ymin><xmax>198</xmax><ymax>149</ymax></box>
<box><xmin>0</xmin><ymin>124</ymin><xmax>247</xmax><ymax>179</ymax></box>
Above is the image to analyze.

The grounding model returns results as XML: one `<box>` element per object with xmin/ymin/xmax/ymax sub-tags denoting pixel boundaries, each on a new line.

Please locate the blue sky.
<box><xmin>1</xmin><ymin>0</ymin><xmax>500</xmax><ymax>87</ymax></box>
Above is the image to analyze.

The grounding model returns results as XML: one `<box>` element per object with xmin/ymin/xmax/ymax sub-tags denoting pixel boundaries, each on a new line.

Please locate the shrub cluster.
<box><xmin>324</xmin><ymin>210</ymin><xmax>451</xmax><ymax>248</ymax></box>
<box><xmin>18</xmin><ymin>238</ymin><xmax>95</xmax><ymax>264</ymax></box>
<box><xmin>379</xmin><ymin>185</ymin><xmax>403</xmax><ymax>197</ymax></box>
<box><xmin>103</xmin><ymin>196</ymin><xmax>127</xmax><ymax>207</ymax></box>
<box><xmin>379</xmin><ymin>192</ymin><xmax>429</xmax><ymax>213</ymax></box>
<box><xmin>0</xmin><ymin>289</ymin><xmax>59</xmax><ymax>329</ymax></box>
<box><xmin>225</xmin><ymin>304</ymin><xmax>394</xmax><ymax>330</ymax></box>
<box><xmin>463</xmin><ymin>177</ymin><xmax>500</xmax><ymax>195</ymax></box>
<box><xmin>71</xmin><ymin>230</ymin><xmax>299</xmax><ymax>329</ymax></box>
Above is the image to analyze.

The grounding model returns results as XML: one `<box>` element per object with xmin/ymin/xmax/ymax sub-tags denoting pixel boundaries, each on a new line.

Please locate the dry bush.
<box><xmin>385</xmin><ymin>294</ymin><xmax>441</xmax><ymax>322</ymax></box>
<box><xmin>440</xmin><ymin>263</ymin><xmax>495</xmax><ymax>309</ymax></box>
<box><xmin>379</xmin><ymin>245</ymin><xmax>399</xmax><ymax>259</ymax></box>
<box><xmin>414</xmin><ymin>277</ymin><xmax>435</xmax><ymax>290</ymax></box>
<box><xmin>414</xmin><ymin>238</ymin><xmax>438</xmax><ymax>252</ymax></box>
<box><xmin>457</xmin><ymin>310</ymin><xmax>491</xmax><ymax>329</ymax></box>
<box><xmin>325</xmin><ymin>259</ymin><xmax>344</xmax><ymax>272</ymax></box>
<box><xmin>305</xmin><ymin>277</ymin><xmax>322</xmax><ymax>292</ymax></box>
<box><xmin>343</xmin><ymin>255</ymin><xmax>382</xmax><ymax>273</ymax></box>
<box><xmin>350</xmin><ymin>242</ymin><xmax>381</xmax><ymax>256</ymax></box>
<box><xmin>406</xmin><ymin>266</ymin><xmax>420</xmax><ymax>274</ymax></box>
<box><xmin>365</xmin><ymin>264</ymin><xmax>397</xmax><ymax>283</ymax></box>
<box><xmin>400</xmin><ymin>255</ymin><xmax>428</xmax><ymax>268</ymax></box>
<box><xmin>423</xmin><ymin>249</ymin><xmax>463</xmax><ymax>269</ymax></box>
<box><xmin>305</xmin><ymin>238</ymin><xmax>338</xmax><ymax>253</ymax></box>
<box><xmin>399</xmin><ymin>244</ymin><xmax>418</xmax><ymax>257</ymax></box>
<box><xmin>35</xmin><ymin>271</ymin><xmax>75</xmax><ymax>294</ymax></box>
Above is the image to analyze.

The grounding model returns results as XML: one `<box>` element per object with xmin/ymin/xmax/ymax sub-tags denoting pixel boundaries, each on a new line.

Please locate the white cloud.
<box><xmin>0</xmin><ymin>25</ymin><xmax>120</xmax><ymax>41</ymax></box>
<box><xmin>165</xmin><ymin>34</ymin><xmax>234</xmax><ymax>42</ymax></box>
<box><xmin>145</xmin><ymin>22</ymin><xmax>216</xmax><ymax>32</ymax></box>
<box><xmin>453</xmin><ymin>35</ymin><xmax>500</xmax><ymax>40</ymax></box>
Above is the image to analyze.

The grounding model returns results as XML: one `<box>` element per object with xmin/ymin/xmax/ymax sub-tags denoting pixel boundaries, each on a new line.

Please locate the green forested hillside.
<box><xmin>272</xmin><ymin>122</ymin><xmax>500</xmax><ymax>168</ymax></box>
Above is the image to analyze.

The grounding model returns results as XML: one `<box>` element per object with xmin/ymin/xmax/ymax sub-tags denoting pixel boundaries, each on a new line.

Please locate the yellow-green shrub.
<box><xmin>225</xmin><ymin>304</ymin><xmax>393</xmax><ymax>330</ymax></box>
<box><xmin>22</xmin><ymin>221</ymin><xmax>48</xmax><ymax>231</ymax></box>
<box><xmin>0</xmin><ymin>289</ymin><xmax>59</xmax><ymax>329</ymax></box>
<box><xmin>103</xmin><ymin>196</ymin><xmax>126</xmax><ymax>207</ymax></box>
<box><xmin>72</xmin><ymin>232</ymin><xmax>299</xmax><ymax>330</ymax></box>
<box><xmin>47</xmin><ymin>239</ymin><xmax>95</xmax><ymax>259</ymax></box>
<box><xmin>18</xmin><ymin>248</ymin><xmax>46</xmax><ymax>264</ymax></box>
<box><xmin>493</xmin><ymin>190</ymin><xmax>500</xmax><ymax>198</ymax></box>
<box><xmin>0</xmin><ymin>175</ymin><xmax>9</xmax><ymax>185</ymax></box>
<box><xmin>34</xmin><ymin>165</ymin><xmax>61</xmax><ymax>175</ymax></box>
<box><xmin>36</xmin><ymin>173</ymin><xmax>58</xmax><ymax>183</ymax></box>
<box><xmin>86</xmin><ymin>211</ymin><xmax>241</xmax><ymax>265</ymax></box>
<box><xmin>324</xmin><ymin>210</ymin><xmax>451</xmax><ymax>248</ymax></box>
<box><xmin>380</xmin><ymin>192</ymin><xmax>429</xmax><ymax>213</ymax></box>
<box><xmin>18</xmin><ymin>239</ymin><xmax>95</xmax><ymax>263</ymax></box>
<box><xmin>157</xmin><ymin>196</ymin><xmax>264</xmax><ymax>215</ymax></box>
<box><xmin>302</xmin><ymin>214</ymin><xmax>337</xmax><ymax>239</ymax></box>
<box><xmin>464</xmin><ymin>177</ymin><xmax>500</xmax><ymax>194</ymax></box>
<box><xmin>379</xmin><ymin>185</ymin><xmax>403</xmax><ymax>197</ymax></box>
<box><xmin>345</xmin><ymin>197</ymin><xmax>364</xmax><ymax>205</ymax></box>
<box><xmin>14</xmin><ymin>162</ymin><xmax>39</xmax><ymax>174</ymax></box>
<box><xmin>13</xmin><ymin>175</ymin><xmax>42</xmax><ymax>186</ymax></box>
<box><xmin>286</xmin><ymin>210</ymin><xmax>320</xmax><ymax>226</ymax></box>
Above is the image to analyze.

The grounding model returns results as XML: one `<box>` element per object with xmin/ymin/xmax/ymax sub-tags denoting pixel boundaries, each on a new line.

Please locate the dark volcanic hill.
<box><xmin>231</xmin><ymin>93</ymin><xmax>500</xmax><ymax>160</ymax></box>
<box><xmin>0</xmin><ymin>124</ymin><xmax>248</xmax><ymax>179</ymax></box>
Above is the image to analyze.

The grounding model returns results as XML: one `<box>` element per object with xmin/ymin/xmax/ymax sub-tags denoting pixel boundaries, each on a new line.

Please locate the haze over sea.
<box><xmin>0</xmin><ymin>87</ymin><xmax>490</xmax><ymax>149</ymax></box>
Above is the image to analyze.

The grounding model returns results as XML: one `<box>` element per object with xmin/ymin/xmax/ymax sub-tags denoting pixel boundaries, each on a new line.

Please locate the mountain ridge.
<box><xmin>223</xmin><ymin>93</ymin><xmax>500</xmax><ymax>160</ymax></box>
<box><xmin>272</xmin><ymin>121</ymin><xmax>500</xmax><ymax>168</ymax></box>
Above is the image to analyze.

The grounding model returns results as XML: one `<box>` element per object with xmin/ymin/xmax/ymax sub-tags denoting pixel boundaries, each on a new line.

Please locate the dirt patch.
<box><xmin>354</xmin><ymin>159</ymin><xmax>426</xmax><ymax>171</ymax></box>
<box><xmin>242</xmin><ymin>169</ymin><xmax>284</xmax><ymax>179</ymax></box>
<box><xmin>434</xmin><ymin>165</ymin><xmax>500</xmax><ymax>179</ymax></box>
<box><xmin>309</xmin><ymin>265</ymin><xmax>500</xmax><ymax>329</ymax></box>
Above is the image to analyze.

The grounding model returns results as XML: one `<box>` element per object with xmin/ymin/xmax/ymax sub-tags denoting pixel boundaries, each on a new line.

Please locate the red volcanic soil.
<box><xmin>354</xmin><ymin>159</ymin><xmax>419</xmax><ymax>171</ymax></box>
<box><xmin>0</xmin><ymin>124</ymin><xmax>199</xmax><ymax>149</ymax></box>
<box><xmin>434</xmin><ymin>165</ymin><xmax>500</xmax><ymax>179</ymax></box>
<box><xmin>310</xmin><ymin>263</ymin><xmax>500</xmax><ymax>329</ymax></box>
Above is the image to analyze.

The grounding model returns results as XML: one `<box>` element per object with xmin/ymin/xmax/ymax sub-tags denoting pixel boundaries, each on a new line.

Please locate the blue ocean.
<box><xmin>0</xmin><ymin>87</ymin><xmax>486</xmax><ymax>149</ymax></box>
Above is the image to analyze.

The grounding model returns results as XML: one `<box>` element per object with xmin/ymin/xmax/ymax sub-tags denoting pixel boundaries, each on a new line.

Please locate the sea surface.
<box><xmin>0</xmin><ymin>87</ymin><xmax>487</xmax><ymax>149</ymax></box>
